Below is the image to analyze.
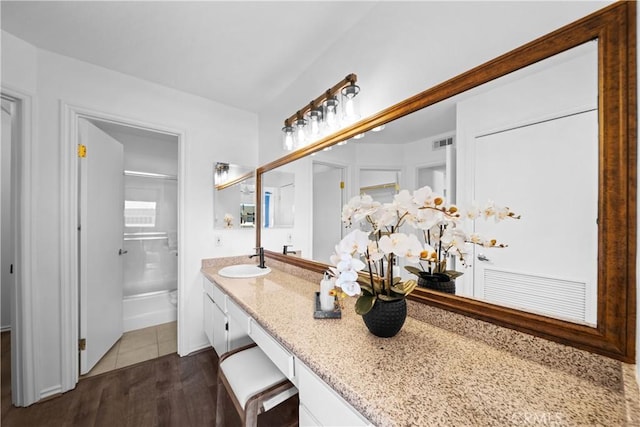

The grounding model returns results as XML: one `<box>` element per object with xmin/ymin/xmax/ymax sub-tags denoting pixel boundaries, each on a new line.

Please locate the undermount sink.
<box><xmin>218</xmin><ymin>264</ymin><xmax>271</xmax><ymax>278</ymax></box>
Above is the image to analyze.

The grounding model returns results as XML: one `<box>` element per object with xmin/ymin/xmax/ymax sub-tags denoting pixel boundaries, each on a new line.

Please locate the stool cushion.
<box><xmin>220</xmin><ymin>346</ymin><xmax>287</xmax><ymax>410</ymax></box>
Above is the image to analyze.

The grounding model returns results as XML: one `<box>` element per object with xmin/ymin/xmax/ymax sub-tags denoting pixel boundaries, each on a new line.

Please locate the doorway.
<box><xmin>77</xmin><ymin>117</ymin><xmax>179</xmax><ymax>377</ymax></box>
<box><xmin>312</xmin><ymin>162</ymin><xmax>346</xmax><ymax>263</ymax></box>
<box><xmin>1</xmin><ymin>89</ymin><xmax>37</xmax><ymax>407</ymax></box>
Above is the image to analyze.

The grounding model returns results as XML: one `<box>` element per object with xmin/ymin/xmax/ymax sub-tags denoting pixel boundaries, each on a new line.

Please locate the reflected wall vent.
<box><xmin>482</xmin><ymin>268</ymin><xmax>587</xmax><ymax>324</ymax></box>
<box><xmin>432</xmin><ymin>135</ymin><xmax>455</xmax><ymax>150</ymax></box>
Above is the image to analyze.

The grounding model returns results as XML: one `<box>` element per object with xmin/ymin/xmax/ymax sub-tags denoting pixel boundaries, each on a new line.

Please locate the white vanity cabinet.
<box><xmin>202</xmin><ymin>277</ymin><xmax>252</xmax><ymax>356</ymax></box>
<box><xmin>297</xmin><ymin>362</ymin><xmax>371</xmax><ymax>427</ymax></box>
<box><xmin>203</xmin><ymin>274</ymin><xmax>370</xmax><ymax>426</ymax></box>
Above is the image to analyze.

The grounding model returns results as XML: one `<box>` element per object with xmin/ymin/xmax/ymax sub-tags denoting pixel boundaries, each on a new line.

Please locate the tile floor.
<box><xmin>83</xmin><ymin>321</ymin><xmax>177</xmax><ymax>377</ymax></box>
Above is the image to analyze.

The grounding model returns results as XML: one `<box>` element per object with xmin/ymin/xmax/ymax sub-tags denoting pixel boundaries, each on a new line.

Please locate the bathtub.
<box><xmin>123</xmin><ymin>288</ymin><xmax>177</xmax><ymax>332</ymax></box>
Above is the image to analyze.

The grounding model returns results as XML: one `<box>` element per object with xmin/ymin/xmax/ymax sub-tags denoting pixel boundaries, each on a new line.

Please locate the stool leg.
<box><xmin>244</xmin><ymin>400</ymin><xmax>259</xmax><ymax>427</ymax></box>
<box><xmin>215</xmin><ymin>375</ymin><xmax>225</xmax><ymax>427</ymax></box>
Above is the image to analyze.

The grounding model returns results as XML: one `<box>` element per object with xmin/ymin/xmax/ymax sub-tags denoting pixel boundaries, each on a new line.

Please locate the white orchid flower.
<box><xmin>342</xmin><ymin>194</ymin><xmax>381</xmax><ymax>226</ymax></box>
<box><xmin>370</xmin><ymin>204</ymin><xmax>398</xmax><ymax>231</ymax></box>
<box><xmin>338</xmin><ymin>229</ymin><xmax>370</xmax><ymax>255</ymax></box>
<box><xmin>414</xmin><ymin>207</ymin><xmax>443</xmax><ymax>230</ymax></box>
<box><xmin>441</xmin><ymin>228</ymin><xmax>467</xmax><ymax>252</ymax></box>
<box><xmin>378</xmin><ymin>233</ymin><xmax>410</xmax><ymax>256</ymax></box>
<box><xmin>402</xmin><ymin>233</ymin><xmax>424</xmax><ymax>263</ymax></box>
<box><xmin>413</xmin><ymin>185</ymin><xmax>445</xmax><ymax>208</ymax></box>
<box><xmin>340</xmin><ymin>255</ymin><xmax>366</xmax><ymax>273</ymax></box>
<box><xmin>336</xmin><ymin>270</ymin><xmax>362</xmax><ymax>296</ymax></box>
<box><xmin>464</xmin><ymin>205</ymin><xmax>481</xmax><ymax>220</ymax></box>
<box><xmin>367</xmin><ymin>241</ymin><xmax>384</xmax><ymax>262</ymax></box>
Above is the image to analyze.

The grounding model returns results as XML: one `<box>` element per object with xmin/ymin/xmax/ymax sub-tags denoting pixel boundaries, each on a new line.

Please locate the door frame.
<box><xmin>1</xmin><ymin>86</ymin><xmax>38</xmax><ymax>407</ymax></box>
<box><xmin>60</xmin><ymin>103</ymin><xmax>185</xmax><ymax>390</ymax></box>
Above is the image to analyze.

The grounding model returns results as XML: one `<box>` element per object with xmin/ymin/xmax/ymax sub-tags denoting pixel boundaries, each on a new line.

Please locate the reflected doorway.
<box><xmin>312</xmin><ymin>162</ymin><xmax>346</xmax><ymax>264</ymax></box>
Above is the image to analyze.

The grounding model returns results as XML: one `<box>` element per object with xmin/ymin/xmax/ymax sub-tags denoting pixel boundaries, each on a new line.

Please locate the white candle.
<box><xmin>320</xmin><ymin>277</ymin><xmax>335</xmax><ymax>311</ymax></box>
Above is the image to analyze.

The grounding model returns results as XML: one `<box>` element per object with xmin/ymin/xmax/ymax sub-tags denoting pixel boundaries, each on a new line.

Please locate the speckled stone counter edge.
<box><xmin>202</xmin><ymin>256</ymin><xmax>640</xmax><ymax>421</ymax></box>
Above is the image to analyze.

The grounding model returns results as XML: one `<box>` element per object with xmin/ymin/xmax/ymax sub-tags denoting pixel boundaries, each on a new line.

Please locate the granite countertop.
<box><xmin>202</xmin><ymin>262</ymin><xmax>634</xmax><ymax>426</ymax></box>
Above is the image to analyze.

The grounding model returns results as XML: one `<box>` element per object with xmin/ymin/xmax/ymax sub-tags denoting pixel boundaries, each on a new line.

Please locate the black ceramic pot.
<box><xmin>362</xmin><ymin>298</ymin><xmax>407</xmax><ymax>338</ymax></box>
<box><xmin>417</xmin><ymin>273</ymin><xmax>456</xmax><ymax>294</ymax></box>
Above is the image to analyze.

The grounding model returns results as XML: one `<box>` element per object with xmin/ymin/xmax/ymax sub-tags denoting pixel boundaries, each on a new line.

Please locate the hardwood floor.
<box><xmin>1</xmin><ymin>332</ymin><xmax>298</xmax><ymax>426</ymax></box>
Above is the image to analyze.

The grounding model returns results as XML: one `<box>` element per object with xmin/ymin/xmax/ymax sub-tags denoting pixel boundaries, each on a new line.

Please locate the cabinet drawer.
<box><xmin>202</xmin><ymin>277</ymin><xmax>215</xmax><ymax>300</ymax></box>
<box><xmin>297</xmin><ymin>362</ymin><xmax>369</xmax><ymax>426</ymax></box>
<box><xmin>212</xmin><ymin>281</ymin><xmax>226</xmax><ymax>309</ymax></box>
<box><xmin>226</xmin><ymin>297</ymin><xmax>250</xmax><ymax>334</ymax></box>
<box><xmin>248</xmin><ymin>319</ymin><xmax>295</xmax><ymax>381</ymax></box>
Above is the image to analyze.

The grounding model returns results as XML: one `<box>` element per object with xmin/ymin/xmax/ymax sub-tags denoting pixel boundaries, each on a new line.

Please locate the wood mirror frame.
<box><xmin>256</xmin><ymin>2</ymin><xmax>636</xmax><ymax>362</ymax></box>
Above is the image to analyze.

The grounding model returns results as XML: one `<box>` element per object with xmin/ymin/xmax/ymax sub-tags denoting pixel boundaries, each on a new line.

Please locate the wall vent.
<box><xmin>482</xmin><ymin>268</ymin><xmax>587</xmax><ymax>324</ymax></box>
<box><xmin>432</xmin><ymin>136</ymin><xmax>455</xmax><ymax>150</ymax></box>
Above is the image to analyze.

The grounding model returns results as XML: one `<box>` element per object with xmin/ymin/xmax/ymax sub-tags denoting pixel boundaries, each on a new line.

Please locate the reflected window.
<box><xmin>124</xmin><ymin>200</ymin><xmax>156</xmax><ymax>227</ymax></box>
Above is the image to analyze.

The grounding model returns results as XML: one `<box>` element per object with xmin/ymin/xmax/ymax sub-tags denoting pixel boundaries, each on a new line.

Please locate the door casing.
<box><xmin>60</xmin><ymin>103</ymin><xmax>185</xmax><ymax>394</ymax></box>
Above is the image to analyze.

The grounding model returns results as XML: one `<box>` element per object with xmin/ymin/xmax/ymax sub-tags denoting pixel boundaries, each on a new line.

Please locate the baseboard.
<box><xmin>39</xmin><ymin>384</ymin><xmax>63</xmax><ymax>401</ymax></box>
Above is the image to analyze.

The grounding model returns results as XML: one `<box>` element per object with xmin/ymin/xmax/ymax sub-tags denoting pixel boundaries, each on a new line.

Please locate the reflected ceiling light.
<box><xmin>371</xmin><ymin>124</ymin><xmax>385</xmax><ymax>132</ymax></box>
<box><xmin>352</xmin><ymin>133</ymin><xmax>365</xmax><ymax>140</ymax></box>
<box><xmin>281</xmin><ymin>73</ymin><xmax>361</xmax><ymax>151</ymax></box>
<box><xmin>215</xmin><ymin>162</ymin><xmax>229</xmax><ymax>185</ymax></box>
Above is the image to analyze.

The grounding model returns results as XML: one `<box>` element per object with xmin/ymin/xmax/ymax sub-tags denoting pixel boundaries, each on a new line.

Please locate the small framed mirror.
<box><xmin>213</xmin><ymin>163</ymin><xmax>255</xmax><ymax>230</ymax></box>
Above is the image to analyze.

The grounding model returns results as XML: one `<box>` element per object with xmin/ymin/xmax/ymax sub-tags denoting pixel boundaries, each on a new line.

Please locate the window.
<box><xmin>124</xmin><ymin>200</ymin><xmax>156</xmax><ymax>227</ymax></box>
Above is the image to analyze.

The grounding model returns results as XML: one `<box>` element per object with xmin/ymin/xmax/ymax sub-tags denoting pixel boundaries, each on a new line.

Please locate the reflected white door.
<box><xmin>473</xmin><ymin>110</ymin><xmax>598</xmax><ymax>325</ymax></box>
<box><xmin>313</xmin><ymin>163</ymin><xmax>345</xmax><ymax>264</ymax></box>
<box><xmin>79</xmin><ymin>119</ymin><xmax>124</xmax><ymax>374</ymax></box>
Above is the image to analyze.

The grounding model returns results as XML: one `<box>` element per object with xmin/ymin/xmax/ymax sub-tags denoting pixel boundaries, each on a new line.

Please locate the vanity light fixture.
<box><xmin>281</xmin><ymin>73</ymin><xmax>360</xmax><ymax>151</ymax></box>
<box><xmin>215</xmin><ymin>162</ymin><xmax>230</xmax><ymax>185</ymax></box>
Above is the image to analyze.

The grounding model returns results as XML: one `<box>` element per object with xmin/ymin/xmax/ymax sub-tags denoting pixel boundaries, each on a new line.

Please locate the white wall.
<box><xmin>2</xmin><ymin>31</ymin><xmax>258</xmax><ymax>399</ymax></box>
<box><xmin>257</xmin><ymin>1</ymin><xmax>612</xmax><ymax>165</ymax></box>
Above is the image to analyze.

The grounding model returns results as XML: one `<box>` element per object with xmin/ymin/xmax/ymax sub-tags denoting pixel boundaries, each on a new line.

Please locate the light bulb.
<box><xmin>341</xmin><ymin>82</ymin><xmax>361</xmax><ymax>123</ymax></box>
<box><xmin>294</xmin><ymin>118</ymin><xmax>307</xmax><ymax>147</ymax></box>
<box><xmin>282</xmin><ymin>125</ymin><xmax>294</xmax><ymax>151</ymax></box>
<box><xmin>323</xmin><ymin>97</ymin><xmax>340</xmax><ymax>133</ymax></box>
<box><xmin>307</xmin><ymin>107</ymin><xmax>323</xmax><ymax>142</ymax></box>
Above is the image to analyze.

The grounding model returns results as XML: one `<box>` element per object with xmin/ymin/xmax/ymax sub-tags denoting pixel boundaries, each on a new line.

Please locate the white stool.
<box><xmin>216</xmin><ymin>343</ymin><xmax>298</xmax><ymax>427</ymax></box>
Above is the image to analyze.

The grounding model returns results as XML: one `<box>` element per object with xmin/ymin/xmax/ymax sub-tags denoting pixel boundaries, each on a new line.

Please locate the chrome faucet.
<box><xmin>283</xmin><ymin>244</ymin><xmax>297</xmax><ymax>255</ymax></box>
<box><xmin>249</xmin><ymin>247</ymin><xmax>266</xmax><ymax>268</ymax></box>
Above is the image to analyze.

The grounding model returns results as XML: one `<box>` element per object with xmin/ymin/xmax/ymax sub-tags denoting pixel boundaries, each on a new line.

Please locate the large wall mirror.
<box><xmin>256</xmin><ymin>3</ymin><xmax>635</xmax><ymax>361</ymax></box>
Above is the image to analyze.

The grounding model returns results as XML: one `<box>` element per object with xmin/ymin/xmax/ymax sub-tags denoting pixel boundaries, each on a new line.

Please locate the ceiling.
<box><xmin>1</xmin><ymin>1</ymin><xmax>377</xmax><ymax>113</ymax></box>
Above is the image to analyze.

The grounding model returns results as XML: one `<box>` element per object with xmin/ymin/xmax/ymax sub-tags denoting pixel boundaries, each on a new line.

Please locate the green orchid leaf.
<box><xmin>403</xmin><ymin>279</ymin><xmax>418</xmax><ymax>295</ymax></box>
<box><xmin>355</xmin><ymin>295</ymin><xmax>376</xmax><ymax>315</ymax></box>
<box><xmin>444</xmin><ymin>270</ymin><xmax>464</xmax><ymax>279</ymax></box>
<box><xmin>360</xmin><ymin>285</ymin><xmax>374</xmax><ymax>296</ymax></box>
<box><xmin>390</xmin><ymin>285</ymin><xmax>406</xmax><ymax>295</ymax></box>
<box><xmin>404</xmin><ymin>266</ymin><xmax>423</xmax><ymax>276</ymax></box>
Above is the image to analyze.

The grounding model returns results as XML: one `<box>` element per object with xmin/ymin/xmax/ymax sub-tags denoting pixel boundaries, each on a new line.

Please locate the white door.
<box><xmin>313</xmin><ymin>163</ymin><xmax>345</xmax><ymax>264</ymax></box>
<box><xmin>79</xmin><ymin>119</ymin><xmax>124</xmax><ymax>374</ymax></box>
<box><xmin>473</xmin><ymin>110</ymin><xmax>598</xmax><ymax>325</ymax></box>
